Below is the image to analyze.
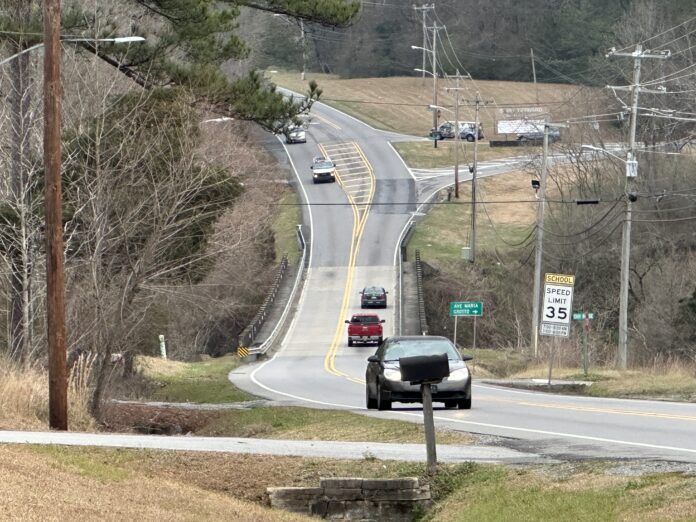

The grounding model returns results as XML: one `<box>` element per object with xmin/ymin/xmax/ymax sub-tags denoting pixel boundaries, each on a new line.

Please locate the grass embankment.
<box><xmin>406</xmin><ymin>170</ymin><xmax>535</xmax><ymax>265</ymax></box>
<box><xmin>7</xmin><ymin>445</ymin><xmax>696</xmax><ymax>521</ymax></box>
<box><xmin>140</xmin><ymin>355</ymin><xmax>255</xmax><ymax>404</ymax></box>
<box><xmin>135</xmin><ymin>356</ymin><xmax>472</xmax><ymax>443</ymax></box>
<box><xmin>271</xmin><ymin>190</ymin><xmax>302</xmax><ymax>265</ymax></box>
<box><xmin>392</xmin><ymin>140</ymin><xmax>527</xmax><ymax>169</ymax></box>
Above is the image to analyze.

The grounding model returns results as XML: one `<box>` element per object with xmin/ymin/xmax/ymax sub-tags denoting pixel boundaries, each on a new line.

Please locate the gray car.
<box><xmin>365</xmin><ymin>336</ymin><xmax>472</xmax><ymax>411</ymax></box>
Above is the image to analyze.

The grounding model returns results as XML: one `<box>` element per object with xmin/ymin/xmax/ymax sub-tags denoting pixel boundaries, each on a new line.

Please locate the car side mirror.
<box><xmin>367</xmin><ymin>355</ymin><xmax>380</xmax><ymax>363</ymax></box>
<box><xmin>310</xmin><ymin>165</ymin><xmax>313</xmax><ymax>169</ymax></box>
<box><xmin>462</xmin><ymin>354</ymin><xmax>473</xmax><ymax>361</ymax></box>
<box><xmin>345</xmin><ymin>320</ymin><xmax>350</xmax><ymax>324</ymax></box>
<box><xmin>385</xmin><ymin>291</ymin><xmax>389</xmax><ymax>294</ymax></box>
<box><xmin>380</xmin><ymin>319</ymin><xmax>385</xmax><ymax>323</ymax></box>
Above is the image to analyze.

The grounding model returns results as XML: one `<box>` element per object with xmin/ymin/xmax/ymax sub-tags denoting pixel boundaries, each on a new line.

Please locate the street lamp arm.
<box><xmin>0</xmin><ymin>43</ymin><xmax>46</xmax><ymax>67</ymax></box>
<box><xmin>581</xmin><ymin>145</ymin><xmax>627</xmax><ymax>163</ymax></box>
<box><xmin>411</xmin><ymin>45</ymin><xmax>433</xmax><ymax>54</ymax></box>
<box><xmin>414</xmin><ymin>68</ymin><xmax>437</xmax><ymax>77</ymax></box>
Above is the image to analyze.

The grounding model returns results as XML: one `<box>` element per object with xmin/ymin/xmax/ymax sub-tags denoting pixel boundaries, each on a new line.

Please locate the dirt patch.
<box><xmin>101</xmin><ymin>403</ymin><xmax>221</xmax><ymax>435</ymax></box>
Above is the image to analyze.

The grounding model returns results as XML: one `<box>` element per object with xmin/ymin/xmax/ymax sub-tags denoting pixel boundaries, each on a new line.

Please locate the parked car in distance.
<box><xmin>360</xmin><ymin>286</ymin><xmax>388</xmax><ymax>308</ymax></box>
<box><xmin>517</xmin><ymin>126</ymin><xmax>561</xmax><ymax>144</ymax></box>
<box><xmin>365</xmin><ymin>335</ymin><xmax>472</xmax><ymax>411</ymax></box>
<box><xmin>310</xmin><ymin>156</ymin><xmax>336</xmax><ymax>183</ymax></box>
<box><xmin>432</xmin><ymin>121</ymin><xmax>484</xmax><ymax>142</ymax></box>
<box><xmin>345</xmin><ymin>313</ymin><xmax>385</xmax><ymax>346</ymax></box>
<box><xmin>285</xmin><ymin>124</ymin><xmax>306</xmax><ymax>144</ymax></box>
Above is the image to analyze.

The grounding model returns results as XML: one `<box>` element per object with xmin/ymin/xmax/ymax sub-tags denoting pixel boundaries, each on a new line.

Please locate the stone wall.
<box><xmin>267</xmin><ymin>477</ymin><xmax>431</xmax><ymax>521</ymax></box>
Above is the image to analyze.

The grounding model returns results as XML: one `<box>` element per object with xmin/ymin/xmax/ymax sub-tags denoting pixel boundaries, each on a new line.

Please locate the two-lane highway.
<box><xmin>232</xmin><ymin>99</ymin><xmax>696</xmax><ymax>465</ymax></box>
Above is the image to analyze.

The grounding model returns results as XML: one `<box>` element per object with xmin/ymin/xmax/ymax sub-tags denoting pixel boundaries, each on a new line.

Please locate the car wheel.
<box><xmin>466</xmin><ymin>134</ymin><xmax>475</xmax><ymax>142</ymax></box>
<box><xmin>366</xmin><ymin>384</ymin><xmax>377</xmax><ymax>409</ymax></box>
<box><xmin>458</xmin><ymin>398</ymin><xmax>472</xmax><ymax>409</ymax></box>
<box><xmin>443</xmin><ymin>400</ymin><xmax>458</xmax><ymax>409</ymax></box>
<box><xmin>378</xmin><ymin>336</ymin><xmax>383</xmax><ymax>344</ymax></box>
<box><xmin>377</xmin><ymin>384</ymin><xmax>392</xmax><ymax>411</ymax></box>
<box><xmin>348</xmin><ymin>338</ymin><xmax>353</xmax><ymax>347</ymax></box>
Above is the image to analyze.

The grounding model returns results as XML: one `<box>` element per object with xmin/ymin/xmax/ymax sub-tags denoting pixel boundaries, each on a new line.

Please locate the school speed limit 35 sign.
<box><xmin>541</xmin><ymin>273</ymin><xmax>575</xmax><ymax>337</ymax></box>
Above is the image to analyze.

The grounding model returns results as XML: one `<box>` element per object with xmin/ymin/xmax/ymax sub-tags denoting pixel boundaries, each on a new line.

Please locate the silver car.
<box><xmin>365</xmin><ymin>336</ymin><xmax>472</xmax><ymax>411</ymax></box>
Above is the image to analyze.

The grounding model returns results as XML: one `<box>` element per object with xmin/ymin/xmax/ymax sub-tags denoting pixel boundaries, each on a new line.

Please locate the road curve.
<box><xmin>232</xmin><ymin>98</ymin><xmax>696</xmax><ymax>465</ymax></box>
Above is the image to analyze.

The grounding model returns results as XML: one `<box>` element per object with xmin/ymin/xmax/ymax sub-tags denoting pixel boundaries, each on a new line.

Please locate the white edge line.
<box><xmin>250</xmin><ymin>138</ymin><xmax>314</xmax><ymax>357</ymax></box>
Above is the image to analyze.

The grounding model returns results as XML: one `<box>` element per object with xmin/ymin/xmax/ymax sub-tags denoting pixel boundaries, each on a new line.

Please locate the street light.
<box><xmin>2</xmin><ymin>30</ymin><xmax>144</xmax><ymax>430</ymax></box>
<box><xmin>0</xmin><ymin>36</ymin><xmax>145</xmax><ymax>67</ymax></box>
<box><xmin>581</xmin><ymin>144</ymin><xmax>637</xmax><ymax>368</ymax></box>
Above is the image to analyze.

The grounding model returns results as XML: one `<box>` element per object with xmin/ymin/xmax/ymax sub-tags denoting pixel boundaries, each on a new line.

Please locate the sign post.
<box><xmin>449</xmin><ymin>301</ymin><xmax>483</xmax><ymax>369</ymax></box>
<box><xmin>540</xmin><ymin>274</ymin><xmax>575</xmax><ymax>384</ymax></box>
<box><xmin>573</xmin><ymin>312</ymin><xmax>594</xmax><ymax>377</ymax></box>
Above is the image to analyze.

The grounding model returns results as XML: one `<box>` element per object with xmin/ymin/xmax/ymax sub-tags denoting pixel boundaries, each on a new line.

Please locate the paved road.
<box><xmin>231</xmin><ymin>99</ymin><xmax>696</xmax><ymax>466</ymax></box>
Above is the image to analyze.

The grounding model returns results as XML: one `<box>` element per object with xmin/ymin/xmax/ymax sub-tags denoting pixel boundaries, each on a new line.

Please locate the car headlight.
<box><xmin>448</xmin><ymin>367</ymin><xmax>469</xmax><ymax>381</ymax></box>
<box><xmin>384</xmin><ymin>369</ymin><xmax>401</xmax><ymax>382</ymax></box>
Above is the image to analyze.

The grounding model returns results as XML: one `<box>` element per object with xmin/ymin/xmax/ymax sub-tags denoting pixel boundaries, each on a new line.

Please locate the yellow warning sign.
<box><xmin>544</xmin><ymin>273</ymin><xmax>575</xmax><ymax>286</ymax></box>
<box><xmin>237</xmin><ymin>346</ymin><xmax>249</xmax><ymax>358</ymax></box>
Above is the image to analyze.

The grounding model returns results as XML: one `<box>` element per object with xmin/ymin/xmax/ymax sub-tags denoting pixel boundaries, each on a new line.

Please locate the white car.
<box><xmin>310</xmin><ymin>157</ymin><xmax>336</xmax><ymax>184</ymax></box>
<box><xmin>285</xmin><ymin>124</ymin><xmax>306</xmax><ymax>144</ymax></box>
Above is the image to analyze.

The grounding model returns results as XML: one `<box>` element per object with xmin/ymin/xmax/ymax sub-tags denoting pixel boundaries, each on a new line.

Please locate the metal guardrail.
<box><xmin>414</xmin><ymin>249</ymin><xmax>429</xmax><ymax>336</ymax></box>
<box><xmin>237</xmin><ymin>254</ymin><xmax>288</xmax><ymax>351</ymax></box>
<box><xmin>246</xmin><ymin>224</ymin><xmax>308</xmax><ymax>355</ymax></box>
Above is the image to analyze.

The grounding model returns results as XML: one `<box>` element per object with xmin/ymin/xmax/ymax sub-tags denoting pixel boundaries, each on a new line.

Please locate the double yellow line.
<box><xmin>319</xmin><ymin>142</ymin><xmax>374</xmax><ymax>385</ymax></box>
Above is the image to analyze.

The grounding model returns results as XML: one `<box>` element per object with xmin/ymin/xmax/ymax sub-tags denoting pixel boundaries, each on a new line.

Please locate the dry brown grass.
<box><xmin>0</xmin><ymin>354</ymin><xmax>96</xmax><ymax>432</ymax></box>
<box><xmin>271</xmin><ymin>71</ymin><xmax>610</xmax><ymax>138</ymax></box>
<box><xmin>0</xmin><ymin>445</ymin><xmax>311</xmax><ymax>521</ymax></box>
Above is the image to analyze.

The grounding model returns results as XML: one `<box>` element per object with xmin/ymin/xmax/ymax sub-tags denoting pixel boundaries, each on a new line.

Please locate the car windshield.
<box><xmin>352</xmin><ymin>315</ymin><xmax>379</xmax><ymax>324</ymax></box>
<box><xmin>383</xmin><ymin>338</ymin><xmax>460</xmax><ymax>361</ymax></box>
<box><xmin>364</xmin><ymin>287</ymin><xmax>383</xmax><ymax>296</ymax></box>
<box><xmin>314</xmin><ymin>160</ymin><xmax>333</xmax><ymax>169</ymax></box>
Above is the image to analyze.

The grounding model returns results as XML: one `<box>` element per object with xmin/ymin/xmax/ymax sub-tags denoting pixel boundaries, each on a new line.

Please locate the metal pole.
<box><xmin>547</xmin><ymin>337</ymin><xmax>555</xmax><ymax>387</ymax></box>
<box><xmin>421</xmin><ymin>383</ymin><xmax>437</xmax><ymax>472</ymax></box>
<box><xmin>44</xmin><ymin>0</ymin><xmax>68</xmax><ymax>431</ymax></box>
<box><xmin>618</xmin><ymin>45</ymin><xmax>642</xmax><ymax>370</ymax></box>
<box><xmin>531</xmin><ymin>48</ymin><xmax>538</xmax><ymax>103</ymax></box>
<box><xmin>431</xmin><ymin>24</ymin><xmax>438</xmax><ymax>149</ymax></box>
<box><xmin>453</xmin><ymin>77</ymin><xmax>460</xmax><ymax>199</ymax></box>
<box><xmin>582</xmin><ymin>318</ymin><xmax>589</xmax><ymax>378</ymax></box>
<box><xmin>421</xmin><ymin>9</ymin><xmax>426</xmax><ymax>83</ymax></box>
<box><xmin>453</xmin><ymin>315</ymin><xmax>458</xmax><ymax>346</ymax></box>
<box><xmin>470</xmin><ymin>96</ymin><xmax>480</xmax><ymax>263</ymax></box>
<box><xmin>300</xmin><ymin>19</ymin><xmax>306</xmax><ymax>81</ymax></box>
<box><xmin>472</xmin><ymin>315</ymin><xmax>477</xmax><ymax>374</ymax></box>
<box><xmin>531</xmin><ymin>123</ymin><xmax>550</xmax><ymax>358</ymax></box>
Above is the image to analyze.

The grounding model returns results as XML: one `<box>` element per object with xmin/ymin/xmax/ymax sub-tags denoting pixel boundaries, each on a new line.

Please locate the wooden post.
<box><xmin>421</xmin><ymin>383</ymin><xmax>437</xmax><ymax>472</ymax></box>
<box><xmin>44</xmin><ymin>0</ymin><xmax>68</xmax><ymax>430</ymax></box>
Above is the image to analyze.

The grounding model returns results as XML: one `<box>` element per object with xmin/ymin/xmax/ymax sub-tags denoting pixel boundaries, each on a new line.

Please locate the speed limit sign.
<box><xmin>540</xmin><ymin>273</ymin><xmax>575</xmax><ymax>337</ymax></box>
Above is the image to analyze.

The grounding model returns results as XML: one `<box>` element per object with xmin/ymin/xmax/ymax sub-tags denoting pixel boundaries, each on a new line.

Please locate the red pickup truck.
<box><xmin>345</xmin><ymin>314</ymin><xmax>385</xmax><ymax>346</ymax></box>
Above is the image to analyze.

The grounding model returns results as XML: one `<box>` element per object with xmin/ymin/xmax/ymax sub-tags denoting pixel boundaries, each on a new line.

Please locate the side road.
<box><xmin>0</xmin><ymin>430</ymin><xmax>550</xmax><ymax>464</ymax></box>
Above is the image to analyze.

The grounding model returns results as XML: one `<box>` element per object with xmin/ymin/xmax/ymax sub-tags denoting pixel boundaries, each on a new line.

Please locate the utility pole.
<box><xmin>300</xmin><ymin>19</ymin><xmax>306</xmax><ymax>81</ymax></box>
<box><xmin>430</xmin><ymin>23</ymin><xmax>441</xmax><ymax>149</ymax></box>
<box><xmin>413</xmin><ymin>4</ymin><xmax>434</xmax><ymax>85</ymax></box>
<box><xmin>44</xmin><ymin>0</ymin><xmax>68</xmax><ymax>430</ymax></box>
<box><xmin>606</xmin><ymin>45</ymin><xmax>670</xmax><ymax>369</ymax></box>
<box><xmin>531</xmin><ymin>124</ymin><xmax>551</xmax><ymax>359</ymax></box>
<box><xmin>446</xmin><ymin>71</ymin><xmax>469</xmax><ymax>199</ymax></box>
<box><xmin>531</xmin><ymin>122</ymin><xmax>568</xmax><ymax>357</ymax></box>
<box><xmin>465</xmin><ymin>94</ymin><xmax>491</xmax><ymax>264</ymax></box>
<box><xmin>530</xmin><ymin>48</ymin><xmax>538</xmax><ymax>103</ymax></box>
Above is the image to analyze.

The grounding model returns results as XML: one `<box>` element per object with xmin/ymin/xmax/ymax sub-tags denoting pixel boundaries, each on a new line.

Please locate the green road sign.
<box><xmin>572</xmin><ymin>312</ymin><xmax>594</xmax><ymax>320</ymax></box>
<box><xmin>449</xmin><ymin>301</ymin><xmax>483</xmax><ymax>317</ymax></box>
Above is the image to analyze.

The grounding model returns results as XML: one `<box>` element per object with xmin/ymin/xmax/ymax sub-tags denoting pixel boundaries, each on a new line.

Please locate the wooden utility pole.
<box><xmin>44</xmin><ymin>0</ymin><xmax>68</xmax><ymax>430</ymax></box>
<box><xmin>430</xmin><ymin>23</ymin><xmax>441</xmax><ymax>149</ymax></box>
<box><xmin>446</xmin><ymin>71</ymin><xmax>468</xmax><ymax>199</ymax></box>
<box><xmin>413</xmin><ymin>4</ymin><xmax>435</xmax><ymax>85</ymax></box>
<box><xmin>465</xmin><ymin>94</ymin><xmax>491</xmax><ymax>264</ymax></box>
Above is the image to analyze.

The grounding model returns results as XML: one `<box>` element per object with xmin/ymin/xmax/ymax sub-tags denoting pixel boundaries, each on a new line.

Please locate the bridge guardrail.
<box><xmin>415</xmin><ymin>249</ymin><xmax>429</xmax><ymax>336</ymax></box>
<box><xmin>247</xmin><ymin>224</ymin><xmax>308</xmax><ymax>355</ymax></box>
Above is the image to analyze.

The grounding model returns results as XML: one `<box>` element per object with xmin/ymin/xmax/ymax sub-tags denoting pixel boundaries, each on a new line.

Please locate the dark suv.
<box><xmin>432</xmin><ymin>121</ymin><xmax>484</xmax><ymax>142</ymax></box>
<box><xmin>360</xmin><ymin>286</ymin><xmax>388</xmax><ymax>308</ymax></box>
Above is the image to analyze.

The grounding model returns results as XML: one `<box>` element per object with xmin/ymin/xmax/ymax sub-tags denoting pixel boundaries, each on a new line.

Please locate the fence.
<box><xmin>415</xmin><ymin>249</ymin><xmax>429</xmax><ymax>335</ymax></box>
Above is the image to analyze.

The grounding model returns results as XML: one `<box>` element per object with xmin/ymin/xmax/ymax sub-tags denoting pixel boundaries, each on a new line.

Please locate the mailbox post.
<box><xmin>400</xmin><ymin>353</ymin><xmax>450</xmax><ymax>472</ymax></box>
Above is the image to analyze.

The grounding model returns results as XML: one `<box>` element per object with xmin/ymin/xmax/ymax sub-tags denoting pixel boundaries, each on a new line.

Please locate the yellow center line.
<box><xmin>478</xmin><ymin>395</ymin><xmax>696</xmax><ymax>421</ymax></box>
<box><xmin>313</xmin><ymin>113</ymin><xmax>341</xmax><ymax>130</ymax></box>
<box><xmin>319</xmin><ymin>142</ymin><xmax>376</xmax><ymax>382</ymax></box>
